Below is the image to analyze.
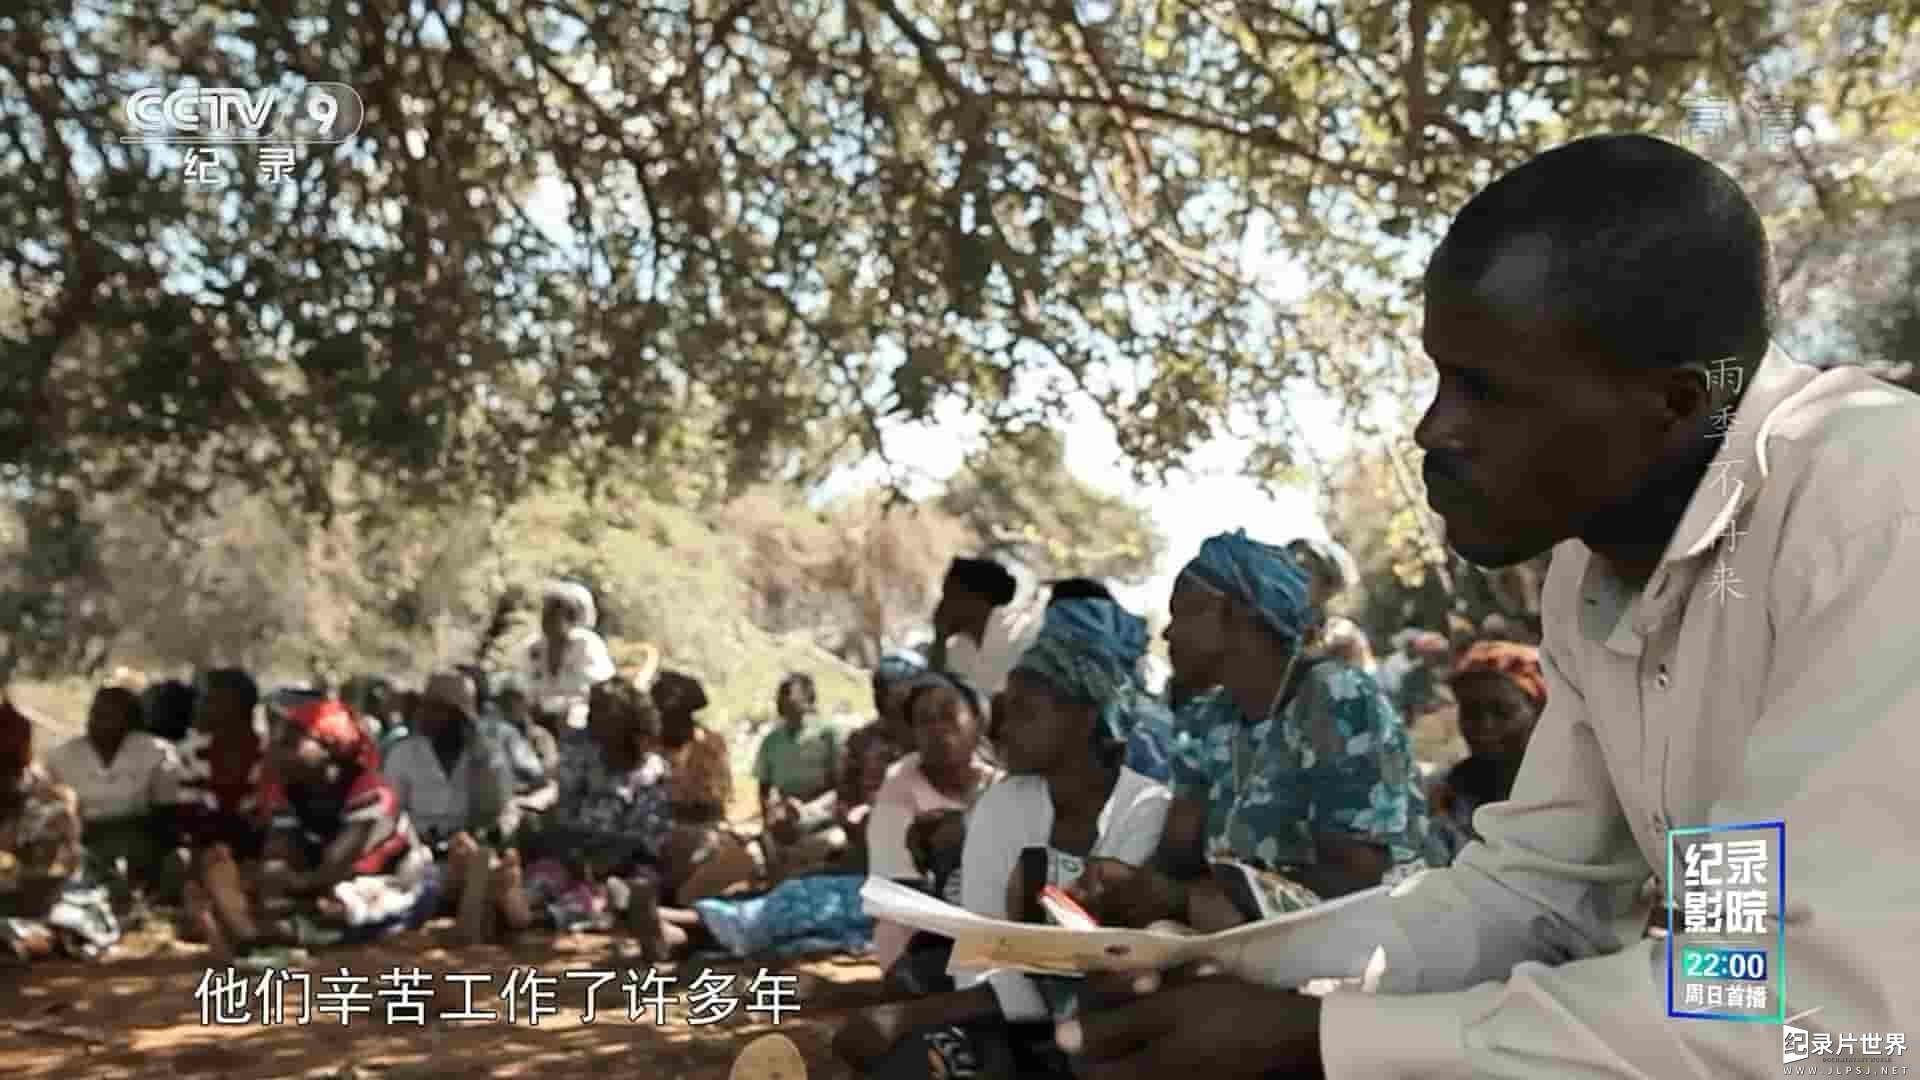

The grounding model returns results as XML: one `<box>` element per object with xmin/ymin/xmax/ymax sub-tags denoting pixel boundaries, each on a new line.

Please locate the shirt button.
<box><xmin>1653</xmin><ymin>665</ymin><xmax>1672</xmax><ymax>690</ymax></box>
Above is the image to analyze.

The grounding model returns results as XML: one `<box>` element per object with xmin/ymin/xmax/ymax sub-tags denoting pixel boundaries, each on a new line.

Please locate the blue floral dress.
<box><xmin>1169</xmin><ymin>660</ymin><xmax>1429</xmax><ymax>911</ymax></box>
<box><xmin>691</xmin><ymin>874</ymin><xmax>873</xmax><ymax>959</ymax></box>
<box><xmin>1119</xmin><ymin>696</ymin><xmax>1175</xmax><ymax>783</ymax></box>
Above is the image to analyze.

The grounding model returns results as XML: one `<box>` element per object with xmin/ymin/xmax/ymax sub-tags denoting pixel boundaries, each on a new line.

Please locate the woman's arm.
<box><xmin>288</xmin><ymin>819</ymin><xmax>376</xmax><ymax>893</ymax></box>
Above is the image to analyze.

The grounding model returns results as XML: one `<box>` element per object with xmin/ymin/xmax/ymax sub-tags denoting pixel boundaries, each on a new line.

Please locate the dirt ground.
<box><xmin>0</xmin><ymin>917</ymin><xmax>887</xmax><ymax>1079</ymax></box>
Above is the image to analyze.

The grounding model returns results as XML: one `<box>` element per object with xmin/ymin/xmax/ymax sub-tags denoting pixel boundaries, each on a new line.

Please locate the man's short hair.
<box><xmin>1429</xmin><ymin>133</ymin><xmax>1774</xmax><ymax>373</ymax></box>
<box><xmin>946</xmin><ymin>557</ymin><xmax>1018</xmax><ymax>607</ymax></box>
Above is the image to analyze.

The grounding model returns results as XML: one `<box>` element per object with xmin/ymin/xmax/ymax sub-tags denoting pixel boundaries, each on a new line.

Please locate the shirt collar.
<box><xmin>1658</xmin><ymin>345</ymin><xmax>1799</xmax><ymax>566</ymax></box>
<box><xmin>1581</xmin><ymin>345</ymin><xmax>1805</xmax><ymax>652</ymax></box>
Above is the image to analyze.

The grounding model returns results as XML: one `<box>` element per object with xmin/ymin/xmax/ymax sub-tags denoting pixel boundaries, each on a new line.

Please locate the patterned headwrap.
<box><xmin>874</xmin><ymin>650</ymin><xmax>927</xmax><ymax>688</ymax></box>
<box><xmin>279</xmin><ymin>698</ymin><xmax>381</xmax><ymax>773</ymax></box>
<box><xmin>1451</xmin><ymin>641</ymin><xmax>1547</xmax><ymax>709</ymax></box>
<box><xmin>1013</xmin><ymin>596</ymin><xmax>1154</xmax><ymax>745</ymax></box>
<box><xmin>1181</xmin><ymin>530</ymin><xmax>1315</xmax><ymax>643</ymax></box>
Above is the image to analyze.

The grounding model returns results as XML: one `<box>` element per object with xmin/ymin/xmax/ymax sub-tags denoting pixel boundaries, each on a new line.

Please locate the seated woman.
<box><xmin>836</xmin><ymin>651</ymin><xmax>928</xmax><ymax>859</ymax></box>
<box><xmin>0</xmin><ymin>701</ymin><xmax>122</xmax><ymax>966</ymax></box>
<box><xmin>650</xmin><ymin>671</ymin><xmax>754</xmax><ymax>903</ymax></box>
<box><xmin>520</xmin><ymin>580</ymin><xmax>617</xmax><ymax>734</ymax></box>
<box><xmin>493</xmin><ymin>670</ymin><xmax>674</xmax><ymax>958</ymax></box>
<box><xmin>44</xmin><ymin>686</ymin><xmax>181</xmax><ymax>896</ymax></box>
<box><xmin>1069</xmin><ymin>531</ymin><xmax>1428</xmax><ymax>932</ymax></box>
<box><xmin>174</xmin><ymin>669</ymin><xmax>271</xmax><ymax>938</ymax></box>
<box><xmin>381</xmin><ymin>671</ymin><xmax>526</xmax><ymax>942</ymax></box>
<box><xmin>186</xmin><ymin>698</ymin><xmax>437</xmax><ymax>963</ymax></box>
<box><xmin>834</xmin><ymin>597</ymin><xmax>1174</xmax><ymax>1078</ymax></box>
<box><xmin>1424</xmin><ymin>640</ymin><xmax>1545</xmax><ymax>867</ymax></box>
<box><xmin>755</xmin><ymin>673</ymin><xmax>845</xmax><ymax>877</ymax></box>
<box><xmin>478</xmin><ymin>672</ymin><xmax>560</xmax><ymax>803</ymax></box>
<box><xmin>866</xmin><ymin>672</ymin><xmax>1000</xmax><ymax>975</ymax></box>
<box><xmin>490</xmin><ymin>674</ymin><xmax>559</xmax><ymax>773</ymax></box>
<box><xmin>636</xmin><ymin>674</ymin><xmax>997</xmax><ymax>967</ymax></box>
<box><xmin>1036</xmin><ymin>587</ymin><xmax>1174</xmax><ymax>783</ymax></box>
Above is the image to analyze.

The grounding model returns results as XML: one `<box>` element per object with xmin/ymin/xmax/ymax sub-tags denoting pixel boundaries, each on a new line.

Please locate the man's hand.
<box><xmin>1066</xmin><ymin>857</ymin><xmax>1184</xmax><ymax>928</ymax></box>
<box><xmin>1056</xmin><ymin>967</ymin><xmax>1324</xmax><ymax>1079</ymax></box>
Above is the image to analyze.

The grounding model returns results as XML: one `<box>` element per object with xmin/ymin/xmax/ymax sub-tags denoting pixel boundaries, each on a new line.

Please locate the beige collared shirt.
<box><xmin>1229</xmin><ymin>348</ymin><xmax>1920</xmax><ymax>1077</ymax></box>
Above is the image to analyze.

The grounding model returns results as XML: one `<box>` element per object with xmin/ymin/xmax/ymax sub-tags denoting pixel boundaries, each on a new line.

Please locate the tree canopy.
<box><xmin>13</xmin><ymin>0</ymin><xmax>1913</xmax><ymax>520</ymax></box>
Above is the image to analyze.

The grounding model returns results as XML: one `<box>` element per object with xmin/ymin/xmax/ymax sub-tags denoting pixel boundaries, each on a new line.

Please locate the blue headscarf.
<box><xmin>874</xmin><ymin>650</ymin><xmax>927</xmax><ymax>688</ymax></box>
<box><xmin>1012</xmin><ymin>598</ymin><xmax>1173</xmax><ymax>779</ymax></box>
<box><xmin>1181</xmin><ymin>529</ymin><xmax>1314</xmax><ymax>643</ymax></box>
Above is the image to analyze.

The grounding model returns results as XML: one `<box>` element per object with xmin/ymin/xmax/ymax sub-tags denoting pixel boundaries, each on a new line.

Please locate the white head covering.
<box><xmin>544</xmin><ymin>580</ymin><xmax>598</xmax><ymax>629</ymax></box>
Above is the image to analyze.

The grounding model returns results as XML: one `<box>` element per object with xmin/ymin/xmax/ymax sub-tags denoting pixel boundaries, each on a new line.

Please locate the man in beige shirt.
<box><xmin>1058</xmin><ymin>134</ymin><xmax>1920</xmax><ymax>1077</ymax></box>
<box><xmin>930</xmin><ymin>555</ymin><xmax>1051</xmax><ymax>697</ymax></box>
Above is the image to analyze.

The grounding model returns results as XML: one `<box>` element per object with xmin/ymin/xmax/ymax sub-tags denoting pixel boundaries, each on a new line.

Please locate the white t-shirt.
<box><xmin>383</xmin><ymin>732</ymin><xmax>518</xmax><ymax>841</ymax></box>
<box><xmin>949</xmin><ymin>767</ymin><xmax>1172</xmax><ymax>1020</ymax></box>
<box><xmin>44</xmin><ymin>733</ymin><xmax>180</xmax><ymax>823</ymax></box>
<box><xmin>866</xmin><ymin>752</ymin><xmax>998</xmax><ymax>969</ymax></box>
<box><xmin>520</xmin><ymin>627</ymin><xmax>617</xmax><ymax>717</ymax></box>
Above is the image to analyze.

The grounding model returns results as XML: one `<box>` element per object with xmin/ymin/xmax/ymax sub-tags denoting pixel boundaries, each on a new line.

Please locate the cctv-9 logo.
<box><xmin>121</xmin><ymin>83</ymin><xmax>364</xmax><ymax>144</ymax></box>
<box><xmin>288</xmin><ymin>83</ymin><xmax>364</xmax><ymax>143</ymax></box>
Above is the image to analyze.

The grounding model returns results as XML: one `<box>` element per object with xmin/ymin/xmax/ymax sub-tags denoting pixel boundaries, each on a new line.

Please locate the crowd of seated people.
<box><xmin>0</xmin><ymin>559</ymin><xmax>1540</xmax><ymax>1073</ymax></box>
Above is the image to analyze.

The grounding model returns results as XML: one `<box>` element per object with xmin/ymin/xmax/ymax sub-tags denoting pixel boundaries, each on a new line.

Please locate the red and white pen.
<box><xmin>1038</xmin><ymin>884</ymin><xmax>1101</xmax><ymax>930</ymax></box>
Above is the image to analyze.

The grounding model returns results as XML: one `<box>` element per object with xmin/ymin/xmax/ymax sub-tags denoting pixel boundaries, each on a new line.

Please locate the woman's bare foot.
<box><xmin>659</xmin><ymin>917</ymin><xmax>689</xmax><ymax>951</ymax></box>
<box><xmin>493</xmin><ymin>850</ymin><xmax>535</xmax><ymax>931</ymax></box>
<box><xmin>4</xmin><ymin>924</ymin><xmax>55</xmax><ymax>965</ymax></box>
<box><xmin>180</xmin><ymin>881</ymin><xmax>212</xmax><ymax>944</ymax></box>
<box><xmin>453</xmin><ymin>844</ymin><xmax>496</xmax><ymax>946</ymax></box>
<box><xmin>198</xmin><ymin>908</ymin><xmax>234</xmax><ymax>962</ymax></box>
<box><xmin>623</xmin><ymin>876</ymin><xmax>669</xmax><ymax>963</ymax></box>
<box><xmin>442</xmin><ymin>832</ymin><xmax>478</xmax><ymax>903</ymax></box>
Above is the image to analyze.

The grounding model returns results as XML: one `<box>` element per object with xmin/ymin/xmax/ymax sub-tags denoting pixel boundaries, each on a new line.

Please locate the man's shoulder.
<box><xmin>126</xmin><ymin>731</ymin><xmax>178</xmax><ymax>763</ymax></box>
<box><xmin>1763</xmin><ymin>367</ymin><xmax>1920</xmax><ymax>523</ymax></box>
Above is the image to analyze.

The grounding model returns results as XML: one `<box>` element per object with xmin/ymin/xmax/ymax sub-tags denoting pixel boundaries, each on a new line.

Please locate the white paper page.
<box><xmin>862</xmin><ymin>877</ymin><xmax>1391</xmax><ymax>977</ymax></box>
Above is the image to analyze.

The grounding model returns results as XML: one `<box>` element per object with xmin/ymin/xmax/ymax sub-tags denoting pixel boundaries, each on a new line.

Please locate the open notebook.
<box><xmin>860</xmin><ymin>876</ymin><xmax>1386</xmax><ymax>978</ymax></box>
